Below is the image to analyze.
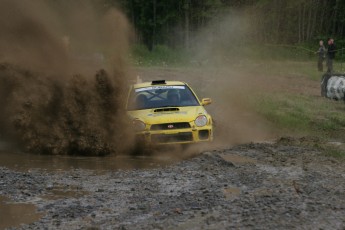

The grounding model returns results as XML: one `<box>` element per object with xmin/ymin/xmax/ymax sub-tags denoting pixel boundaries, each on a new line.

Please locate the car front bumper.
<box><xmin>136</xmin><ymin>125</ymin><xmax>213</xmax><ymax>145</ymax></box>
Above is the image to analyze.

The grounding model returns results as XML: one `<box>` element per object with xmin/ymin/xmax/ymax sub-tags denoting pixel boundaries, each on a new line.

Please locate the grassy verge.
<box><xmin>323</xmin><ymin>147</ymin><xmax>345</xmax><ymax>158</ymax></box>
<box><xmin>255</xmin><ymin>94</ymin><xmax>345</xmax><ymax>135</ymax></box>
<box><xmin>248</xmin><ymin>61</ymin><xmax>345</xmax><ymax>158</ymax></box>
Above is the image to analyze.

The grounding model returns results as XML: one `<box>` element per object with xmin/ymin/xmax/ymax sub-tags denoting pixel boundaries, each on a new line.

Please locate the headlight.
<box><xmin>195</xmin><ymin>115</ymin><xmax>208</xmax><ymax>127</ymax></box>
<box><xmin>133</xmin><ymin>119</ymin><xmax>146</xmax><ymax>131</ymax></box>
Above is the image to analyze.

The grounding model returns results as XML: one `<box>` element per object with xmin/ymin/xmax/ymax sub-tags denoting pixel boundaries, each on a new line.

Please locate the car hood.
<box><xmin>127</xmin><ymin>106</ymin><xmax>209</xmax><ymax>124</ymax></box>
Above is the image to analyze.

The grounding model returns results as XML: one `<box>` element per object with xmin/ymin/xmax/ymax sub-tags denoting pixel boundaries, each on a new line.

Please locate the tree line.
<box><xmin>105</xmin><ymin>0</ymin><xmax>345</xmax><ymax>50</ymax></box>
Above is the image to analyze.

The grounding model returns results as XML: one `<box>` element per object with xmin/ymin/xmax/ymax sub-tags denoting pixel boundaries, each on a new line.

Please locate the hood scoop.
<box><xmin>154</xmin><ymin>108</ymin><xmax>180</xmax><ymax>113</ymax></box>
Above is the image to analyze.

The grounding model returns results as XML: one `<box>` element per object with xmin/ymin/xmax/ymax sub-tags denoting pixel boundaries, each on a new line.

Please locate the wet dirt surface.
<box><xmin>0</xmin><ymin>150</ymin><xmax>187</xmax><ymax>173</ymax></box>
<box><xmin>1</xmin><ymin>66</ymin><xmax>344</xmax><ymax>229</ymax></box>
<box><xmin>1</xmin><ymin>138</ymin><xmax>344</xmax><ymax>229</ymax></box>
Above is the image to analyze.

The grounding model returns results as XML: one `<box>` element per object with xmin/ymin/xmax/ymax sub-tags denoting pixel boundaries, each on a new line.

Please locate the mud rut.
<box><xmin>0</xmin><ymin>137</ymin><xmax>344</xmax><ymax>229</ymax></box>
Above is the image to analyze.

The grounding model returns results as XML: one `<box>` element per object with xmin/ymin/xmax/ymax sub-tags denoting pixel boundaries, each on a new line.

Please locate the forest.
<box><xmin>106</xmin><ymin>0</ymin><xmax>345</xmax><ymax>51</ymax></box>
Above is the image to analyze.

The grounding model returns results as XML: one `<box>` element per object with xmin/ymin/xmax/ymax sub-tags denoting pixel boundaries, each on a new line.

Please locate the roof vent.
<box><xmin>151</xmin><ymin>80</ymin><xmax>166</xmax><ymax>85</ymax></box>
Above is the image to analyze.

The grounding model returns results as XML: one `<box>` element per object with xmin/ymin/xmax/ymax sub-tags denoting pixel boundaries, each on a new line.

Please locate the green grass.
<box><xmin>322</xmin><ymin>147</ymin><xmax>345</xmax><ymax>158</ymax></box>
<box><xmin>254</xmin><ymin>93</ymin><xmax>345</xmax><ymax>135</ymax></box>
<box><xmin>253</xmin><ymin>91</ymin><xmax>345</xmax><ymax>158</ymax></box>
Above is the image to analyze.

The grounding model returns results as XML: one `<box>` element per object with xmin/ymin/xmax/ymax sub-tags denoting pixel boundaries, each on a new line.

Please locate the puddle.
<box><xmin>0</xmin><ymin>195</ymin><xmax>43</xmax><ymax>230</ymax></box>
<box><xmin>258</xmin><ymin>165</ymin><xmax>303</xmax><ymax>178</ymax></box>
<box><xmin>252</xmin><ymin>188</ymin><xmax>274</xmax><ymax>197</ymax></box>
<box><xmin>41</xmin><ymin>185</ymin><xmax>89</xmax><ymax>200</ymax></box>
<box><xmin>0</xmin><ymin>150</ymin><xmax>191</xmax><ymax>172</ymax></box>
<box><xmin>220</xmin><ymin>154</ymin><xmax>256</xmax><ymax>165</ymax></box>
<box><xmin>223</xmin><ymin>187</ymin><xmax>241</xmax><ymax>200</ymax></box>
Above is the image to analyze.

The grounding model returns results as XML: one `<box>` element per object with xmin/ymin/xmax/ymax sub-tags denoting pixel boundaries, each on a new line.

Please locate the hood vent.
<box><xmin>154</xmin><ymin>108</ymin><xmax>179</xmax><ymax>113</ymax></box>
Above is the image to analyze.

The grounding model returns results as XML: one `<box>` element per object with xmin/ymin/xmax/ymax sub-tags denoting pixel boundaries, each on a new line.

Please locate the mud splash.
<box><xmin>0</xmin><ymin>0</ymin><xmax>134</xmax><ymax>155</ymax></box>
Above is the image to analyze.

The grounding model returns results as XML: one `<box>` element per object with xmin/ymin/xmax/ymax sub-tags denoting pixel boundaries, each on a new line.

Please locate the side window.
<box><xmin>135</xmin><ymin>93</ymin><xmax>149</xmax><ymax>109</ymax></box>
<box><xmin>179</xmin><ymin>88</ymin><xmax>199</xmax><ymax>106</ymax></box>
<box><xmin>127</xmin><ymin>89</ymin><xmax>136</xmax><ymax>110</ymax></box>
<box><xmin>127</xmin><ymin>90</ymin><xmax>149</xmax><ymax>110</ymax></box>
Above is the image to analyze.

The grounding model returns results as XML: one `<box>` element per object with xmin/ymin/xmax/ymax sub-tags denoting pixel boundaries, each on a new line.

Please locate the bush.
<box><xmin>131</xmin><ymin>44</ymin><xmax>190</xmax><ymax>67</ymax></box>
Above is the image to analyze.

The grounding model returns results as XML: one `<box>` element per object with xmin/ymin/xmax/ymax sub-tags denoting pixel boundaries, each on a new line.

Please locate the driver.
<box><xmin>167</xmin><ymin>90</ymin><xmax>180</xmax><ymax>105</ymax></box>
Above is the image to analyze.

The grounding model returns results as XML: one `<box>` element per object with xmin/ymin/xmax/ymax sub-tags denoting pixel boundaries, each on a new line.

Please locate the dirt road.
<box><xmin>1</xmin><ymin>66</ymin><xmax>345</xmax><ymax>229</ymax></box>
<box><xmin>1</xmin><ymin>137</ymin><xmax>344</xmax><ymax>229</ymax></box>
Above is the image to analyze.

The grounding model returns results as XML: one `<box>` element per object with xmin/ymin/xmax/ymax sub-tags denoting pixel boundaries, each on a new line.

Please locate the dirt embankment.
<box><xmin>0</xmin><ymin>137</ymin><xmax>344</xmax><ymax>229</ymax></box>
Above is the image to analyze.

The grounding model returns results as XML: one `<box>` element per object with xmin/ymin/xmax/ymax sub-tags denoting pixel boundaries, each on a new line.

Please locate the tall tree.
<box><xmin>110</xmin><ymin>0</ymin><xmax>345</xmax><ymax>48</ymax></box>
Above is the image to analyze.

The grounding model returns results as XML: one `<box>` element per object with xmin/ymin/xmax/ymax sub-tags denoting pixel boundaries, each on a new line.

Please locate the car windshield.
<box><xmin>127</xmin><ymin>85</ymin><xmax>200</xmax><ymax>110</ymax></box>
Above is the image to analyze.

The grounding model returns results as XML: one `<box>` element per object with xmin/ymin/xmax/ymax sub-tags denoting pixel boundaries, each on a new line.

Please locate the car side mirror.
<box><xmin>201</xmin><ymin>98</ymin><xmax>212</xmax><ymax>106</ymax></box>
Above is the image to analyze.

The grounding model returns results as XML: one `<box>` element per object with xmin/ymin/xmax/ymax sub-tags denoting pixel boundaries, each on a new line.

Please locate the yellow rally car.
<box><xmin>126</xmin><ymin>80</ymin><xmax>213</xmax><ymax>146</ymax></box>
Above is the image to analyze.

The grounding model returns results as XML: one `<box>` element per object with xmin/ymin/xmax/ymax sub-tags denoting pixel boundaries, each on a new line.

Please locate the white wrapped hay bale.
<box><xmin>321</xmin><ymin>74</ymin><xmax>345</xmax><ymax>100</ymax></box>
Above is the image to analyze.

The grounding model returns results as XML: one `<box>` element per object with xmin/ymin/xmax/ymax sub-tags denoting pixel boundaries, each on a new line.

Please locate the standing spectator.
<box><xmin>316</xmin><ymin>40</ymin><xmax>326</xmax><ymax>72</ymax></box>
<box><xmin>326</xmin><ymin>38</ymin><xmax>336</xmax><ymax>73</ymax></box>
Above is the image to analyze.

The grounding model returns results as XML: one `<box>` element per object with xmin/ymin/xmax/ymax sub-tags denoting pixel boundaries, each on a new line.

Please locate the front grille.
<box><xmin>150</xmin><ymin>122</ymin><xmax>191</xmax><ymax>131</ymax></box>
<box><xmin>151</xmin><ymin>132</ymin><xmax>193</xmax><ymax>143</ymax></box>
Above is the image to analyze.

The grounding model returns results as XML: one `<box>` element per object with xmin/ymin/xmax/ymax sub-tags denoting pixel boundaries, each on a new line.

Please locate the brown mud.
<box><xmin>0</xmin><ymin>148</ymin><xmax>196</xmax><ymax>173</ymax></box>
<box><xmin>0</xmin><ymin>137</ymin><xmax>344</xmax><ymax>229</ymax></box>
<box><xmin>0</xmin><ymin>196</ymin><xmax>43</xmax><ymax>230</ymax></box>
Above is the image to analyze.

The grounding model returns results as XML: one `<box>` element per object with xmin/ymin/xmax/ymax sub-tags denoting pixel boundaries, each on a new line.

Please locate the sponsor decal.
<box><xmin>135</xmin><ymin>86</ymin><xmax>185</xmax><ymax>92</ymax></box>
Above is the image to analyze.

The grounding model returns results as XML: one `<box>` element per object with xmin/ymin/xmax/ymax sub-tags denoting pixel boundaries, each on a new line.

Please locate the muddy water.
<box><xmin>0</xmin><ymin>148</ymin><xmax>194</xmax><ymax>229</ymax></box>
<box><xmin>41</xmin><ymin>185</ymin><xmax>90</xmax><ymax>200</ymax></box>
<box><xmin>0</xmin><ymin>150</ymin><xmax>189</xmax><ymax>172</ymax></box>
<box><xmin>223</xmin><ymin>187</ymin><xmax>241</xmax><ymax>200</ymax></box>
<box><xmin>0</xmin><ymin>196</ymin><xmax>43</xmax><ymax>230</ymax></box>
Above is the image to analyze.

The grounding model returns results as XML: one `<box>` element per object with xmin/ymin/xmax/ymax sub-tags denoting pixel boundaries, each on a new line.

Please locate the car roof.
<box><xmin>132</xmin><ymin>80</ymin><xmax>186</xmax><ymax>89</ymax></box>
